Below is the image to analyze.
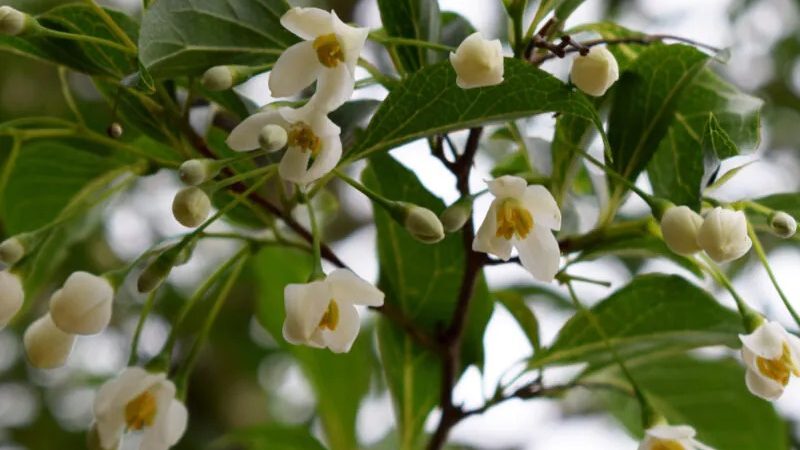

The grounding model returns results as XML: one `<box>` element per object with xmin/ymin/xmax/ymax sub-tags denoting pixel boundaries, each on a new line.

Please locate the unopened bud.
<box><xmin>106</xmin><ymin>122</ymin><xmax>123</xmax><ymax>139</ymax></box>
<box><xmin>660</xmin><ymin>206</ymin><xmax>703</xmax><ymax>255</ymax></box>
<box><xmin>0</xmin><ymin>270</ymin><xmax>24</xmax><ymax>328</ymax></box>
<box><xmin>258</xmin><ymin>124</ymin><xmax>288</xmax><ymax>151</ymax></box>
<box><xmin>440</xmin><ymin>197</ymin><xmax>474</xmax><ymax>233</ymax></box>
<box><xmin>449</xmin><ymin>32</ymin><xmax>505</xmax><ymax>89</ymax></box>
<box><xmin>400</xmin><ymin>203</ymin><xmax>445</xmax><ymax>244</ymax></box>
<box><xmin>201</xmin><ymin>65</ymin><xmax>235</xmax><ymax>91</ymax></box>
<box><xmin>172</xmin><ymin>186</ymin><xmax>211</xmax><ymax>228</ymax></box>
<box><xmin>0</xmin><ymin>237</ymin><xmax>24</xmax><ymax>265</ymax></box>
<box><xmin>23</xmin><ymin>314</ymin><xmax>76</xmax><ymax>369</ymax></box>
<box><xmin>137</xmin><ymin>246</ymin><xmax>182</xmax><ymax>293</ymax></box>
<box><xmin>49</xmin><ymin>272</ymin><xmax>114</xmax><ymax>335</ymax></box>
<box><xmin>0</xmin><ymin>6</ymin><xmax>32</xmax><ymax>36</ymax></box>
<box><xmin>769</xmin><ymin>211</ymin><xmax>797</xmax><ymax>239</ymax></box>
<box><xmin>178</xmin><ymin>159</ymin><xmax>220</xmax><ymax>186</ymax></box>
<box><xmin>697</xmin><ymin>207</ymin><xmax>752</xmax><ymax>263</ymax></box>
<box><xmin>570</xmin><ymin>46</ymin><xmax>619</xmax><ymax>96</ymax></box>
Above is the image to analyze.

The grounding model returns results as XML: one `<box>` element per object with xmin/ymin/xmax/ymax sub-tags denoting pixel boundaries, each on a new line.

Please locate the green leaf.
<box><xmin>377</xmin><ymin>0</ymin><xmax>440</xmax><ymax>73</ymax></box>
<box><xmin>575</xmin><ymin>234</ymin><xmax>703</xmax><ymax>277</ymax></box>
<box><xmin>550</xmin><ymin>114</ymin><xmax>593</xmax><ymax>205</ymax></box>
<box><xmin>138</xmin><ymin>0</ymin><xmax>297</xmax><ymax>77</ymax></box>
<box><xmin>530</xmin><ymin>274</ymin><xmax>743</xmax><ymax>368</ymax></box>
<box><xmin>214</xmin><ymin>423</ymin><xmax>327</xmax><ymax>450</ymax></box>
<box><xmin>362</xmin><ymin>154</ymin><xmax>493</xmax><ymax>450</ymax></box>
<box><xmin>439</xmin><ymin>11</ymin><xmax>476</xmax><ymax>49</ymax></box>
<box><xmin>607</xmin><ymin>44</ymin><xmax>710</xmax><ymax>199</ymax></box>
<box><xmin>753</xmin><ymin>193</ymin><xmax>800</xmax><ymax>220</ymax></box>
<box><xmin>495</xmin><ymin>291</ymin><xmax>541</xmax><ymax>352</ymax></box>
<box><xmin>586</xmin><ymin>355</ymin><xmax>788</xmax><ymax>450</ymax></box>
<box><xmin>568</xmin><ymin>22</ymin><xmax>647</xmax><ymax>69</ymax></box>
<box><xmin>253</xmin><ymin>246</ymin><xmax>372</xmax><ymax>450</ymax></box>
<box><xmin>349</xmin><ymin>59</ymin><xmax>604</xmax><ymax>160</ymax></box>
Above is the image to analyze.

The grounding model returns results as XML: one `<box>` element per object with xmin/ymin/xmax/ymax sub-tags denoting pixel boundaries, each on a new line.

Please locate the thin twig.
<box><xmin>529</xmin><ymin>34</ymin><xmax>722</xmax><ymax>64</ymax></box>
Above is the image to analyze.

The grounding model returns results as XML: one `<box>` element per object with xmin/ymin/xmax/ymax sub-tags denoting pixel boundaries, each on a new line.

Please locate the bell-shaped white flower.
<box><xmin>283</xmin><ymin>269</ymin><xmax>384</xmax><ymax>353</ymax></box>
<box><xmin>570</xmin><ymin>46</ymin><xmax>619</xmax><ymax>96</ymax></box>
<box><xmin>660</xmin><ymin>205</ymin><xmax>704</xmax><ymax>255</ymax></box>
<box><xmin>23</xmin><ymin>313</ymin><xmax>76</xmax><ymax>369</ymax></box>
<box><xmin>697</xmin><ymin>207</ymin><xmax>752</xmax><ymax>263</ymax></box>
<box><xmin>449</xmin><ymin>32</ymin><xmax>505</xmax><ymax>89</ymax></box>
<box><xmin>226</xmin><ymin>105</ymin><xmax>342</xmax><ymax>185</ymax></box>
<box><xmin>740</xmin><ymin>321</ymin><xmax>800</xmax><ymax>401</ymax></box>
<box><xmin>0</xmin><ymin>270</ymin><xmax>24</xmax><ymax>328</ymax></box>
<box><xmin>639</xmin><ymin>425</ymin><xmax>715</xmax><ymax>450</ymax></box>
<box><xmin>49</xmin><ymin>271</ymin><xmax>114</xmax><ymax>335</ymax></box>
<box><xmin>269</xmin><ymin>7</ymin><xmax>368</xmax><ymax>111</ymax></box>
<box><xmin>94</xmin><ymin>367</ymin><xmax>188</xmax><ymax>450</ymax></box>
<box><xmin>473</xmin><ymin>176</ymin><xmax>562</xmax><ymax>281</ymax></box>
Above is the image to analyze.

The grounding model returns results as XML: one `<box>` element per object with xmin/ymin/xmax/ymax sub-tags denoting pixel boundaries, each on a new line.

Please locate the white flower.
<box><xmin>269</xmin><ymin>7</ymin><xmax>368</xmax><ymax>111</ymax></box>
<box><xmin>740</xmin><ymin>321</ymin><xmax>800</xmax><ymax>401</ymax></box>
<box><xmin>570</xmin><ymin>46</ymin><xmax>619</xmax><ymax>96</ymax></box>
<box><xmin>473</xmin><ymin>176</ymin><xmax>562</xmax><ymax>281</ymax></box>
<box><xmin>449</xmin><ymin>32</ymin><xmax>505</xmax><ymax>89</ymax></box>
<box><xmin>0</xmin><ymin>270</ymin><xmax>24</xmax><ymax>328</ymax></box>
<box><xmin>283</xmin><ymin>269</ymin><xmax>384</xmax><ymax>353</ymax></box>
<box><xmin>226</xmin><ymin>105</ymin><xmax>342</xmax><ymax>185</ymax></box>
<box><xmin>23</xmin><ymin>313</ymin><xmax>76</xmax><ymax>369</ymax></box>
<box><xmin>697</xmin><ymin>207</ymin><xmax>752</xmax><ymax>263</ymax></box>
<box><xmin>660</xmin><ymin>206</ymin><xmax>704</xmax><ymax>255</ymax></box>
<box><xmin>49</xmin><ymin>271</ymin><xmax>114</xmax><ymax>335</ymax></box>
<box><xmin>172</xmin><ymin>186</ymin><xmax>211</xmax><ymax>228</ymax></box>
<box><xmin>0</xmin><ymin>6</ymin><xmax>27</xmax><ymax>36</ymax></box>
<box><xmin>94</xmin><ymin>367</ymin><xmax>188</xmax><ymax>450</ymax></box>
<box><xmin>639</xmin><ymin>425</ymin><xmax>715</xmax><ymax>450</ymax></box>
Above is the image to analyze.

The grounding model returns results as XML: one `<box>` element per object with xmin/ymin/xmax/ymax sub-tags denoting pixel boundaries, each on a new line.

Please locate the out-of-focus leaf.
<box><xmin>490</xmin><ymin>150</ymin><xmax>531</xmax><ymax>178</ymax></box>
<box><xmin>576</xmin><ymin>234</ymin><xmax>703</xmax><ymax>277</ymax></box>
<box><xmin>550</xmin><ymin>114</ymin><xmax>592</xmax><ymax>205</ymax></box>
<box><xmin>495</xmin><ymin>291</ymin><xmax>541</xmax><ymax>352</ymax></box>
<box><xmin>214</xmin><ymin>423</ymin><xmax>327</xmax><ymax>450</ymax></box>
<box><xmin>530</xmin><ymin>274</ymin><xmax>743</xmax><ymax>368</ymax></box>
<box><xmin>752</xmin><ymin>193</ymin><xmax>800</xmax><ymax>220</ymax></box>
<box><xmin>139</xmin><ymin>0</ymin><xmax>297</xmax><ymax>77</ymax></box>
<box><xmin>439</xmin><ymin>11</ymin><xmax>475</xmax><ymax>49</ymax></box>
<box><xmin>376</xmin><ymin>0</ymin><xmax>440</xmax><ymax>73</ymax></box>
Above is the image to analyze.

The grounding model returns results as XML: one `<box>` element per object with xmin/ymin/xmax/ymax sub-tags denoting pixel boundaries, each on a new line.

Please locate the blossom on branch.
<box><xmin>639</xmin><ymin>425</ymin><xmax>715</xmax><ymax>450</ymax></box>
<box><xmin>449</xmin><ymin>32</ymin><xmax>505</xmax><ymax>89</ymax></box>
<box><xmin>740</xmin><ymin>321</ymin><xmax>800</xmax><ymax>401</ymax></box>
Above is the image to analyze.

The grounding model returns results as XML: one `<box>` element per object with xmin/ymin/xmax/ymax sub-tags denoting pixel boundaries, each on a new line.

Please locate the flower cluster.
<box><xmin>660</xmin><ymin>205</ymin><xmax>753</xmax><ymax>263</ymax></box>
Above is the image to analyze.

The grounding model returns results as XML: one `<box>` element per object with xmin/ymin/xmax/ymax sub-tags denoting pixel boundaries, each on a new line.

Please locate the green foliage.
<box><xmin>575</xmin><ymin>234</ymin><xmax>704</xmax><ymax>277</ymax></box>
<box><xmin>376</xmin><ymin>0</ymin><xmax>440</xmax><ymax>73</ymax></box>
<box><xmin>495</xmin><ymin>291</ymin><xmax>541</xmax><ymax>352</ymax></box>
<box><xmin>214</xmin><ymin>423</ymin><xmax>328</xmax><ymax>450</ymax></box>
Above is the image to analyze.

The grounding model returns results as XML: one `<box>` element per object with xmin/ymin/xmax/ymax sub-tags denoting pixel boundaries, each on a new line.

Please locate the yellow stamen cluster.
<box><xmin>651</xmin><ymin>440</ymin><xmax>686</xmax><ymax>450</ymax></box>
<box><xmin>495</xmin><ymin>199</ymin><xmax>533</xmax><ymax>240</ymax></box>
<box><xmin>757</xmin><ymin>343</ymin><xmax>800</xmax><ymax>385</ymax></box>
<box><xmin>125</xmin><ymin>391</ymin><xmax>158</xmax><ymax>431</ymax></box>
<box><xmin>313</xmin><ymin>33</ymin><xmax>345</xmax><ymax>68</ymax></box>
<box><xmin>288</xmin><ymin>122</ymin><xmax>322</xmax><ymax>155</ymax></box>
<box><xmin>318</xmin><ymin>300</ymin><xmax>340</xmax><ymax>331</ymax></box>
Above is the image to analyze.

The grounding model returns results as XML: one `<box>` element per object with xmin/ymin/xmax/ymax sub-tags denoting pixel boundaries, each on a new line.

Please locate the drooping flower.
<box><xmin>697</xmin><ymin>207</ymin><xmax>752</xmax><ymax>263</ymax></box>
<box><xmin>226</xmin><ymin>105</ymin><xmax>342</xmax><ymax>185</ymax></box>
<box><xmin>94</xmin><ymin>367</ymin><xmax>188</xmax><ymax>450</ymax></box>
<box><xmin>740</xmin><ymin>321</ymin><xmax>800</xmax><ymax>401</ymax></box>
<box><xmin>660</xmin><ymin>205</ymin><xmax>704</xmax><ymax>256</ymax></box>
<box><xmin>449</xmin><ymin>32</ymin><xmax>505</xmax><ymax>89</ymax></box>
<box><xmin>473</xmin><ymin>176</ymin><xmax>562</xmax><ymax>281</ymax></box>
<box><xmin>49</xmin><ymin>271</ymin><xmax>114</xmax><ymax>335</ymax></box>
<box><xmin>639</xmin><ymin>425</ymin><xmax>715</xmax><ymax>450</ymax></box>
<box><xmin>23</xmin><ymin>313</ymin><xmax>76</xmax><ymax>369</ymax></box>
<box><xmin>269</xmin><ymin>7</ymin><xmax>368</xmax><ymax>111</ymax></box>
<box><xmin>283</xmin><ymin>269</ymin><xmax>384</xmax><ymax>353</ymax></box>
<box><xmin>0</xmin><ymin>270</ymin><xmax>24</xmax><ymax>328</ymax></box>
<box><xmin>570</xmin><ymin>46</ymin><xmax>619</xmax><ymax>96</ymax></box>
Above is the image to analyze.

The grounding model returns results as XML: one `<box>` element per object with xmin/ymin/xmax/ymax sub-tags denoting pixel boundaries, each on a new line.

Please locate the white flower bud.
<box><xmin>449</xmin><ymin>32</ymin><xmax>505</xmax><ymax>89</ymax></box>
<box><xmin>0</xmin><ymin>270</ymin><xmax>24</xmax><ymax>328</ymax></box>
<box><xmin>49</xmin><ymin>271</ymin><xmax>114</xmax><ymax>335</ymax></box>
<box><xmin>201</xmin><ymin>66</ymin><xmax>234</xmax><ymax>91</ymax></box>
<box><xmin>258</xmin><ymin>124</ymin><xmax>288</xmax><ymax>152</ymax></box>
<box><xmin>440</xmin><ymin>198</ymin><xmax>473</xmax><ymax>233</ymax></box>
<box><xmin>697</xmin><ymin>207</ymin><xmax>752</xmax><ymax>263</ymax></box>
<box><xmin>0</xmin><ymin>236</ymin><xmax>24</xmax><ymax>265</ymax></box>
<box><xmin>24</xmin><ymin>314</ymin><xmax>76</xmax><ymax>369</ymax></box>
<box><xmin>178</xmin><ymin>159</ymin><xmax>218</xmax><ymax>186</ymax></box>
<box><xmin>172</xmin><ymin>187</ymin><xmax>211</xmax><ymax>228</ymax></box>
<box><xmin>403</xmin><ymin>204</ymin><xmax>445</xmax><ymax>244</ymax></box>
<box><xmin>107</xmin><ymin>122</ymin><xmax>123</xmax><ymax>139</ymax></box>
<box><xmin>570</xmin><ymin>46</ymin><xmax>619</xmax><ymax>96</ymax></box>
<box><xmin>769</xmin><ymin>211</ymin><xmax>797</xmax><ymax>239</ymax></box>
<box><xmin>660</xmin><ymin>206</ymin><xmax>704</xmax><ymax>255</ymax></box>
<box><xmin>0</xmin><ymin>6</ymin><xmax>28</xmax><ymax>36</ymax></box>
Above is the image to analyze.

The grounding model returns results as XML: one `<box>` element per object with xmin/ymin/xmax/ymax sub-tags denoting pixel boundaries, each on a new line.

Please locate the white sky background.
<box><xmin>4</xmin><ymin>1</ymin><xmax>797</xmax><ymax>449</ymax></box>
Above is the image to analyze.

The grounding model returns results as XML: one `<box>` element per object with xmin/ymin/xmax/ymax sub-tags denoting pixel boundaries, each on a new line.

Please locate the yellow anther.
<box><xmin>313</xmin><ymin>33</ymin><xmax>345</xmax><ymax>68</ymax></box>
<box><xmin>757</xmin><ymin>343</ymin><xmax>800</xmax><ymax>386</ymax></box>
<box><xmin>288</xmin><ymin>122</ymin><xmax>322</xmax><ymax>155</ymax></box>
<box><xmin>495</xmin><ymin>199</ymin><xmax>533</xmax><ymax>240</ymax></box>
<box><xmin>125</xmin><ymin>391</ymin><xmax>158</xmax><ymax>431</ymax></box>
<box><xmin>318</xmin><ymin>300</ymin><xmax>340</xmax><ymax>331</ymax></box>
<box><xmin>651</xmin><ymin>440</ymin><xmax>686</xmax><ymax>450</ymax></box>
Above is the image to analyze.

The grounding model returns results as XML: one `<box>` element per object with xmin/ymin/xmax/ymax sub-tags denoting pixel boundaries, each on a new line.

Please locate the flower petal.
<box><xmin>323</xmin><ymin>302</ymin><xmax>360</xmax><ymax>353</ymax></box>
<box><xmin>487</xmin><ymin>175</ymin><xmax>527</xmax><ymax>199</ymax></box>
<box><xmin>327</xmin><ymin>269</ymin><xmax>384</xmax><ymax>307</ymax></box>
<box><xmin>646</xmin><ymin>425</ymin><xmax>696</xmax><ymax>440</ymax></box>
<box><xmin>269</xmin><ymin>41</ymin><xmax>322</xmax><ymax>98</ymax></box>
<box><xmin>473</xmin><ymin>201</ymin><xmax>513</xmax><ymax>260</ymax></box>
<box><xmin>740</xmin><ymin>321</ymin><xmax>786</xmax><ymax>359</ymax></box>
<box><xmin>282</xmin><ymin>280</ymin><xmax>331</xmax><ymax>345</ymax></box>
<box><xmin>521</xmin><ymin>185</ymin><xmax>561</xmax><ymax>230</ymax></box>
<box><xmin>226</xmin><ymin>110</ymin><xmax>287</xmax><ymax>151</ymax></box>
<box><xmin>280</xmin><ymin>7</ymin><xmax>334</xmax><ymax>40</ymax></box>
<box><xmin>745</xmin><ymin>367</ymin><xmax>785</xmax><ymax>400</ymax></box>
<box><xmin>309</xmin><ymin>63</ymin><xmax>353</xmax><ymax>112</ymax></box>
<box><xmin>330</xmin><ymin>10</ymin><xmax>368</xmax><ymax>70</ymax></box>
<box><xmin>278</xmin><ymin>147</ymin><xmax>312</xmax><ymax>184</ymax></box>
<box><xmin>164</xmin><ymin>400</ymin><xmax>188</xmax><ymax>446</ymax></box>
<box><xmin>299</xmin><ymin>134</ymin><xmax>342</xmax><ymax>184</ymax></box>
<box><xmin>516</xmin><ymin>225</ymin><xmax>561</xmax><ymax>282</ymax></box>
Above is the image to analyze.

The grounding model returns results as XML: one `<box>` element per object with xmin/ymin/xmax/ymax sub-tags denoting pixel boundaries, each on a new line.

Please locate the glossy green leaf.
<box><xmin>348</xmin><ymin>59</ymin><xmax>604</xmax><ymax>160</ymax></box>
<box><xmin>138</xmin><ymin>0</ymin><xmax>297</xmax><ymax>77</ymax></box>
<box><xmin>530</xmin><ymin>274</ymin><xmax>743</xmax><ymax>368</ymax></box>
<box><xmin>214</xmin><ymin>423</ymin><xmax>327</xmax><ymax>450</ymax></box>
<box><xmin>362</xmin><ymin>154</ymin><xmax>493</xmax><ymax>450</ymax></box>
<box><xmin>377</xmin><ymin>0</ymin><xmax>440</xmax><ymax>73</ymax></box>
<box><xmin>587</xmin><ymin>355</ymin><xmax>788</xmax><ymax>450</ymax></box>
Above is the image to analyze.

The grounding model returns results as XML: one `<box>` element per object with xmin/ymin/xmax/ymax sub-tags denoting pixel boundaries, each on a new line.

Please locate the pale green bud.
<box><xmin>172</xmin><ymin>186</ymin><xmax>211</xmax><ymax>228</ymax></box>
<box><xmin>769</xmin><ymin>211</ymin><xmax>797</xmax><ymax>239</ymax></box>
<box><xmin>0</xmin><ymin>6</ymin><xmax>31</xmax><ymax>36</ymax></box>
<box><xmin>201</xmin><ymin>65</ymin><xmax>235</xmax><ymax>91</ymax></box>
<box><xmin>440</xmin><ymin>197</ymin><xmax>473</xmax><ymax>233</ymax></box>
<box><xmin>401</xmin><ymin>203</ymin><xmax>445</xmax><ymax>244</ymax></box>
<box><xmin>178</xmin><ymin>159</ymin><xmax>220</xmax><ymax>186</ymax></box>
<box><xmin>259</xmin><ymin>124</ymin><xmax>288</xmax><ymax>152</ymax></box>
<box><xmin>0</xmin><ymin>237</ymin><xmax>25</xmax><ymax>265</ymax></box>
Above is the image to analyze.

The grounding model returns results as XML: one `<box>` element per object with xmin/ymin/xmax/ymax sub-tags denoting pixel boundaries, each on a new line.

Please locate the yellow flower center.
<box><xmin>756</xmin><ymin>343</ymin><xmax>800</xmax><ymax>386</ymax></box>
<box><xmin>318</xmin><ymin>300</ymin><xmax>340</xmax><ymax>331</ymax></box>
<box><xmin>495</xmin><ymin>198</ymin><xmax>534</xmax><ymax>240</ymax></box>
<box><xmin>313</xmin><ymin>33</ymin><xmax>345</xmax><ymax>68</ymax></box>
<box><xmin>288</xmin><ymin>122</ymin><xmax>322</xmax><ymax>155</ymax></box>
<box><xmin>125</xmin><ymin>391</ymin><xmax>157</xmax><ymax>431</ymax></box>
<box><xmin>651</xmin><ymin>440</ymin><xmax>686</xmax><ymax>450</ymax></box>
